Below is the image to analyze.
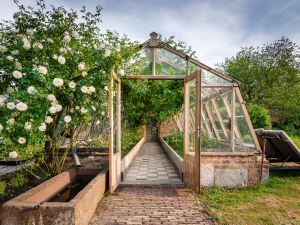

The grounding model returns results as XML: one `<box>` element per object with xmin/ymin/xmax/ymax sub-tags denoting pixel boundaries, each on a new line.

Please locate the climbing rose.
<box><xmin>69</xmin><ymin>81</ymin><xmax>76</xmax><ymax>89</ymax></box>
<box><xmin>57</xmin><ymin>55</ymin><xmax>66</xmax><ymax>64</ymax></box>
<box><xmin>13</xmin><ymin>70</ymin><xmax>22</xmax><ymax>79</ymax></box>
<box><xmin>7</xmin><ymin>102</ymin><xmax>15</xmax><ymax>110</ymax></box>
<box><xmin>53</xmin><ymin>78</ymin><xmax>64</xmax><ymax>87</ymax></box>
<box><xmin>62</xmin><ymin>35</ymin><xmax>71</xmax><ymax>44</ymax></box>
<box><xmin>64</xmin><ymin>115</ymin><xmax>72</xmax><ymax>123</ymax></box>
<box><xmin>24</xmin><ymin>121</ymin><xmax>32</xmax><ymax>131</ymax></box>
<box><xmin>45</xmin><ymin>116</ymin><xmax>53</xmax><ymax>124</ymax></box>
<box><xmin>27</xmin><ymin>86</ymin><xmax>36</xmax><ymax>94</ymax></box>
<box><xmin>47</xmin><ymin>38</ymin><xmax>54</xmax><ymax>43</ymax></box>
<box><xmin>38</xmin><ymin>123</ymin><xmax>46</xmax><ymax>132</ymax></box>
<box><xmin>33</xmin><ymin>42</ymin><xmax>43</xmax><ymax>50</ymax></box>
<box><xmin>119</xmin><ymin>69</ymin><xmax>125</xmax><ymax>76</ymax></box>
<box><xmin>9</xmin><ymin>151</ymin><xmax>18</xmax><ymax>159</ymax></box>
<box><xmin>104</xmin><ymin>48</ymin><xmax>111</xmax><ymax>57</ymax></box>
<box><xmin>11</xmin><ymin>50</ymin><xmax>19</xmax><ymax>55</ymax></box>
<box><xmin>71</xmin><ymin>31</ymin><xmax>80</xmax><ymax>39</ymax></box>
<box><xmin>16</xmin><ymin>102</ymin><xmax>28</xmax><ymax>111</ymax></box>
<box><xmin>0</xmin><ymin>45</ymin><xmax>7</xmax><ymax>53</ymax></box>
<box><xmin>47</xmin><ymin>94</ymin><xmax>57</xmax><ymax>102</ymax></box>
<box><xmin>80</xmin><ymin>107</ymin><xmax>88</xmax><ymax>114</ymax></box>
<box><xmin>22</xmin><ymin>38</ymin><xmax>31</xmax><ymax>50</ymax></box>
<box><xmin>38</xmin><ymin>66</ymin><xmax>48</xmax><ymax>75</ymax></box>
<box><xmin>82</xmin><ymin>71</ymin><xmax>87</xmax><ymax>77</ymax></box>
<box><xmin>78</xmin><ymin>62</ymin><xmax>85</xmax><ymax>71</ymax></box>
<box><xmin>18</xmin><ymin>137</ymin><xmax>26</xmax><ymax>144</ymax></box>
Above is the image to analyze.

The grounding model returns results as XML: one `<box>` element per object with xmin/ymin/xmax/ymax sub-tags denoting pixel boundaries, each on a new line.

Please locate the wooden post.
<box><xmin>108</xmin><ymin>73</ymin><xmax>114</xmax><ymax>193</ymax></box>
<box><xmin>152</xmin><ymin>48</ymin><xmax>156</xmax><ymax>76</ymax></box>
<box><xmin>117</xmin><ymin>79</ymin><xmax>121</xmax><ymax>153</ymax></box>
<box><xmin>194</xmin><ymin>70</ymin><xmax>202</xmax><ymax>193</ymax></box>
<box><xmin>260</xmin><ymin>138</ymin><xmax>267</xmax><ymax>183</ymax></box>
<box><xmin>230</xmin><ymin>88</ymin><xmax>235</xmax><ymax>151</ymax></box>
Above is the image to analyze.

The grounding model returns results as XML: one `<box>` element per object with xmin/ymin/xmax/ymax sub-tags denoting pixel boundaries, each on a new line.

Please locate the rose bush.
<box><xmin>0</xmin><ymin>0</ymin><xmax>139</xmax><ymax>175</ymax></box>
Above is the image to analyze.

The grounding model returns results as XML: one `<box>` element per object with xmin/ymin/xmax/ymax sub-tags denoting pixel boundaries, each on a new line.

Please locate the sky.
<box><xmin>1</xmin><ymin>0</ymin><xmax>300</xmax><ymax>67</ymax></box>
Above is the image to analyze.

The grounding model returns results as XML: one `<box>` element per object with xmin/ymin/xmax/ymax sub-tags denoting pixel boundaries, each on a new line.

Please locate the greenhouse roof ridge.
<box><xmin>139</xmin><ymin>32</ymin><xmax>240</xmax><ymax>85</ymax></box>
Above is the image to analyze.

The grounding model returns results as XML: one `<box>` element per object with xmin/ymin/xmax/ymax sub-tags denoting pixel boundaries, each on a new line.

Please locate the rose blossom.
<box><xmin>11</xmin><ymin>50</ymin><xmax>19</xmax><ymax>55</ymax></box>
<box><xmin>38</xmin><ymin>123</ymin><xmax>46</xmax><ymax>132</ymax></box>
<box><xmin>64</xmin><ymin>115</ymin><xmax>72</xmax><ymax>123</ymax></box>
<box><xmin>24</xmin><ymin>121</ymin><xmax>32</xmax><ymax>131</ymax></box>
<box><xmin>47</xmin><ymin>94</ymin><xmax>57</xmax><ymax>103</ymax></box>
<box><xmin>16</xmin><ymin>102</ymin><xmax>28</xmax><ymax>111</ymax></box>
<box><xmin>69</xmin><ymin>81</ymin><xmax>76</xmax><ymax>89</ymax></box>
<box><xmin>104</xmin><ymin>48</ymin><xmax>111</xmax><ymax>57</ymax></box>
<box><xmin>62</xmin><ymin>35</ymin><xmax>71</xmax><ymax>44</ymax></box>
<box><xmin>27</xmin><ymin>86</ymin><xmax>36</xmax><ymax>94</ymax></box>
<box><xmin>9</xmin><ymin>151</ymin><xmax>18</xmax><ymax>159</ymax></box>
<box><xmin>47</xmin><ymin>38</ymin><xmax>54</xmax><ymax>43</ymax></box>
<box><xmin>13</xmin><ymin>70</ymin><xmax>22</xmax><ymax>79</ymax></box>
<box><xmin>7</xmin><ymin>56</ymin><xmax>14</xmax><ymax>61</ymax></box>
<box><xmin>53</xmin><ymin>78</ymin><xmax>64</xmax><ymax>87</ymax></box>
<box><xmin>119</xmin><ymin>69</ymin><xmax>125</xmax><ymax>76</ymax></box>
<box><xmin>57</xmin><ymin>55</ymin><xmax>66</xmax><ymax>65</ymax></box>
<box><xmin>78</xmin><ymin>62</ymin><xmax>85</xmax><ymax>71</ymax></box>
<box><xmin>7</xmin><ymin>118</ymin><xmax>15</xmax><ymax>125</ymax></box>
<box><xmin>38</xmin><ymin>66</ymin><xmax>48</xmax><ymax>75</ymax></box>
<box><xmin>71</xmin><ymin>31</ymin><xmax>80</xmax><ymax>39</ymax></box>
<box><xmin>33</xmin><ymin>42</ymin><xmax>43</xmax><ymax>50</ymax></box>
<box><xmin>18</xmin><ymin>137</ymin><xmax>26</xmax><ymax>144</ymax></box>
<box><xmin>7</xmin><ymin>102</ymin><xmax>15</xmax><ymax>110</ymax></box>
<box><xmin>82</xmin><ymin>71</ymin><xmax>87</xmax><ymax>77</ymax></box>
<box><xmin>0</xmin><ymin>45</ymin><xmax>7</xmax><ymax>53</ymax></box>
<box><xmin>104</xmin><ymin>86</ymin><xmax>109</xmax><ymax>91</ymax></box>
<box><xmin>45</xmin><ymin>116</ymin><xmax>53</xmax><ymax>124</ymax></box>
<box><xmin>80</xmin><ymin>107</ymin><xmax>88</xmax><ymax>114</ymax></box>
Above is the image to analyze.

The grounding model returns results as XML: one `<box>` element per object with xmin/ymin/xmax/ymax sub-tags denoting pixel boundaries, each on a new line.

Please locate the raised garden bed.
<box><xmin>1</xmin><ymin>167</ymin><xmax>108</xmax><ymax>225</ymax></box>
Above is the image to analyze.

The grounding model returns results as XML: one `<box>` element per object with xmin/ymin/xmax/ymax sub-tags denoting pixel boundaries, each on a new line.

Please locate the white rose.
<box><xmin>80</xmin><ymin>107</ymin><xmax>87</xmax><ymax>114</ymax></box>
<box><xmin>59</xmin><ymin>47</ymin><xmax>68</xmax><ymax>54</ymax></box>
<box><xmin>104</xmin><ymin>48</ymin><xmax>111</xmax><ymax>57</ymax></box>
<box><xmin>7</xmin><ymin>118</ymin><xmax>15</xmax><ymax>125</ymax></box>
<box><xmin>115</xmin><ymin>44</ymin><xmax>121</xmax><ymax>52</ymax></box>
<box><xmin>47</xmin><ymin>94</ymin><xmax>57</xmax><ymax>102</ymax></box>
<box><xmin>38</xmin><ymin>66</ymin><xmax>48</xmax><ymax>75</ymax></box>
<box><xmin>53</xmin><ymin>54</ymin><xmax>58</xmax><ymax>60</ymax></box>
<box><xmin>13</xmin><ymin>70</ymin><xmax>22</xmax><ymax>79</ymax></box>
<box><xmin>9</xmin><ymin>151</ymin><xmax>18</xmax><ymax>159</ymax></box>
<box><xmin>69</xmin><ymin>81</ymin><xmax>76</xmax><ymax>89</ymax></box>
<box><xmin>33</xmin><ymin>42</ymin><xmax>43</xmax><ymax>50</ymax></box>
<box><xmin>38</xmin><ymin>123</ymin><xmax>46</xmax><ymax>132</ymax></box>
<box><xmin>81</xmin><ymin>86</ymin><xmax>88</xmax><ymax>94</ymax></box>
<box><xmin>49</xmin><ymin>106</ymin><xmax>57</xmax><ymax>114</ymax></box>
<box><xmin>7</xmin><ymin>56</ymin><xmax>14</xmax><ymax>61</ymax></box>
<box><xmin>82</xmin><ymin>71</ymin><xmax>87</xmax><ymax>77</ymax></box>
<box><xmin>119</xmin><ymin>69</ymin><xmax>125</xmax><ymax>76</ymax></box>
<box><xmin>78</xmin><ymin>62</ymin><xmax>85</xmax><ymax>71</ymax></box>
<box><xmin>18</xmin><ymin>137</ymin><xmax>26</xmax><ymax>144</ymax></box>
<box><xmin>91</xmin><ymin>105</ymin><xmax>96</xmax><ymax>111</ymax></box>
<box><xmin>16</xmin><ymin>102</ymin><xmax>28</xmax><ymax>111</ymax></box>
<box><xmin>57</xmin><ymin>55</ymin><xmax>66</xmax><ymax>65</ymax></box>
<box><xmin>7</xmin><ymin>102</ymin><xmax>15</xmax><ymax>110</ymax></box>
<box><xmin>27</xmin><ymin>86</ymin><xmax>36</xmax><ymax>94</ymax></box>
<box><xmin>45</xmin><ymin>116</ymin><xmax>53</xmax><ymax>123</ymax></box>
<box><xmin>101</xmin><ymin>111</ymin><xmax>106</xmax><ymax>116</ymax></box>
<box><xmin>88</xmin><ymin>86</ymin><xmax>95</xmax><ymax>94</ymax></box>
<box><xmin>53</xmin><ymin>78</ymin><xmax>64</xmax><ymax>87</ymax></box>
<box><xmin>104</xmin><ymin>86</ymin><xmax>109</xmax><ymax>91</ymax></box>
<box><xmin>99</xmin><ymin>43</ymin><xmax>105</xmax><ymax>49</ymax></box>
<box><xmin>24</xmin><ymin>121</ymin><xmax>32</xmax><ymax>131</ymax></box>
<box><xmin>0</xmin><ymin>123</ymin><xmax>3</xmax><ymax>132</ymax></box>
<box><xmin>64</xmin><ymin>115</ymin><xmax>72</xmax><ymax>123</ymax></box>
<box><xmin>0</xmin><ymin>45</ymin><xmax>8</xmax><ymax>53</ymax></box>
<box><xmin>95</xmin><ymin>120</ymin><xmax>100</xmax><ymax>125</ymax></box>
<box><xmin>11</xmin><ymin>50</ymin><xmax>19</xmax><ymax>55</ymax></box>
<box><xmin>15</xmin><ymin>62</ymin><xmax>22</xmax><ymax>70</ymax></box>
<box><xmin>26</xmin><ymin>29</ymin><xmax>34</xmax><ymax>36</ymax></box>
<box><xmin>47</xmin><ymin>38</ymin><xmax>54</xmax><ymax>43</ymax></box>
<box><xmin>62</xmin><ymin>35</ymin><xmax>71</xmax><ymax>44</ymax></box>
<box><xmin>75</xmin><ymin>106</ymin><xmax>80</xmax><ymax>110</ymax></box>
<box><xmin>22</xmin><ymin>37</ymin><xmax>31</xmax><ymax>50</ymax></box>
<box><xmin>54</xmin><ymin>104</ymin><xmax>62</xmax><ymax>112</ymax></box>
<box><xmin>0</xmin><ymin>95</ymin><xmax>7</xmax><ymax>107</ymax></box>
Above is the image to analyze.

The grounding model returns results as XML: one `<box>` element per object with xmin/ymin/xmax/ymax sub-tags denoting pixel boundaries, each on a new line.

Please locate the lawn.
<box><xmin>197</xmin><ymin>171</ymin><xmax>300</xmax><ymax>225</ymax></box>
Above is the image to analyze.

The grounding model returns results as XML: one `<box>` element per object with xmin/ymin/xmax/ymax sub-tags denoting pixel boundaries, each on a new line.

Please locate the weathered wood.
<box><xmin>108</xmin><ymin>73</ymin><xmax>114</xmax><ymax>193</ymax></box>
<box><xmin>235</xmin><ymin>88</ymin><xmax>262</xmax><ymax>151</ymax></box>
<box><xmin>152</xmin><ymin>48</ymin><xmax>156</xmax><ymax>75</ymax></box>
<box><xmin>230</xmin><ymin>88</ymin><xmax>236</xmax><ymax>151</ymax></box>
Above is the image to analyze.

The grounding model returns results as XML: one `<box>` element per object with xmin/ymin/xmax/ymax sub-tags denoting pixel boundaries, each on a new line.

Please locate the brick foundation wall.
<box><xmin>159</xmin><ymin>119</ymin><xmax>179</xmax><ymax>137</ymax></box>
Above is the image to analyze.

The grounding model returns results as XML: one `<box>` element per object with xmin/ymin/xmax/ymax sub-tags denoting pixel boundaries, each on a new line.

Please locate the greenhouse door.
<box><xmin>183</xmin><ymin>70</ymin><xmax>201</xmax><ymax>193</ymax></box>
<box><xmin>109</xmin><ymin>73</ymin><xmax>122</xmax><ymax>193</ymax></box>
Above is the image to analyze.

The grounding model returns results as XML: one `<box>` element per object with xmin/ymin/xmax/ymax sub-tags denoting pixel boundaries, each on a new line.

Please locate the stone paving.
<box><xmin>89</xmin><ymin>186</ymin><xmax>214</xmax><ymax>225</ymax></box>
<box><xmin>122</xmin><ymin>141</ymin><xmax>182</xmax><ymax>185</ymax></box>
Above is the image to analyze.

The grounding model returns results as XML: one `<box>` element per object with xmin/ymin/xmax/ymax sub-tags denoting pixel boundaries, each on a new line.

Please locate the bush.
<box><xmin>10</xmin><ymin>173</ymin><xmax>28</xmax><ymax>189</ymax></box>
<box><xmin>247</xmin><ymin>103</ymin><xmax>272</xmax><ymax>129</ymax></box>
<box><xmin>121</xmin><ymin>127</ymin><xmax>143</xmax><ymax>158</ymax></box>
<box><xmin>163</xmin><ymin>131</ymin><xmax>184</xmax><ymax>157</ymax></box>
<box><xmin>0</xmin><ymin>181</ymin><xmax>6</xmax><ymax>198</ymax></box>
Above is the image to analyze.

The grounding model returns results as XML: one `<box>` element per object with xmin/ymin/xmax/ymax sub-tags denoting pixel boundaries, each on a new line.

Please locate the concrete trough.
<box><xmin>1</xmin><ymin>168</ymin><xmax>108</xmax><ymax>225</ymax></box>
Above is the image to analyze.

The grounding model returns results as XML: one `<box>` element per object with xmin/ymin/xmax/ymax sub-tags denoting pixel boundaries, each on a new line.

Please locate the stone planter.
<box><xmin>1</xmin><ymin>168</ymin><xmax>108</xmax><ymax>225</ymax></box>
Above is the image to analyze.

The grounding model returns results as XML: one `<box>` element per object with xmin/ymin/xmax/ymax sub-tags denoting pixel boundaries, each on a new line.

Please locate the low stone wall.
<box><xmin>160</xmin><ymin>138</ymin><xmax>269</xmax><ymax>188</ymax></box>
<box><xmin>121</xmin><ymin>137</ymin><xmax>145</xmax><ymax>175</ymax></box>
<box><xmin>159</xmin><ymin>137</ymin><xmax>183</xmax><ymax>177</ymax></box>
<box><xmin>1</xmin><ymin>168</ymin><xmax>108</xmax><ymax>225</ymax></box>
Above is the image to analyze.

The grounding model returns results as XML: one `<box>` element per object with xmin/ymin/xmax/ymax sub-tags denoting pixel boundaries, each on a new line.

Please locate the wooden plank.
<box><xmin>152</xmin><ymin>48</ymin><xmax>156</xmax><ymax>75</ymax></box>
<box><xmin>108</xmin><ymin>73</ymin><xmax>114</xmax><ymax>193</ymax></box>
<box><xmin>204</xmin><ymin>103</ymin><xmax>221</xmax><ymax>140</ymax></box>
<box><xmin>211</xmin><ymin>99</ymin><xmax>229</xmax><ymax>139</ymax></box>
<box><xmin>230</xmin><ymin>88</ymin><xmax>236</xmax><ymax>151</ymax></box>
<box><xmin>235</xmin><ymin>88</ymin><xmax>262</xmax><ymax>151</ymax></box>
<box><xmin>122</xmin><ymin>75</ymin><xmax>186</xmax><ymax>80</ymax></box>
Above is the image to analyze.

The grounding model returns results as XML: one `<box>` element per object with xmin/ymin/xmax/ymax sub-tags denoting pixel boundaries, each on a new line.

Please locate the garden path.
<box><xmin>89</xmin><ymin>186</ymin><xmax>214</xmax><ymax>225</ymax></box>
<box><xmin>122</xmin><ymin>141</ymin><xmax>182</xmax><ymax>185</ymax></box>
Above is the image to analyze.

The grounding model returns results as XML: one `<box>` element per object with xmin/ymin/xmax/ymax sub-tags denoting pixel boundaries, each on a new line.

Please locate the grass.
<box><xmin>290</xmin><ymin>135</ymin><xmax>300</xmax><ymax>149</ymax></box>
<box><xmin>197</xmin><ymin>171</ymin><xmax>300</xmax><ymax>225</ymax></box>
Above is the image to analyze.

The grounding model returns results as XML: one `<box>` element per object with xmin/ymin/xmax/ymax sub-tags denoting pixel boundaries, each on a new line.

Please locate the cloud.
<box><xmin>0</xmin><ymin>0</ymin><xmax>299</xmax><ymax>66</ymax></box>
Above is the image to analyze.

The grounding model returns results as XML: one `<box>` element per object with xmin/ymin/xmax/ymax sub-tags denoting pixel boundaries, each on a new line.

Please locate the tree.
<box><xmin>0</xmin><ymin>0</ymin><xmax>138</xmax><ymax>175</ymax></box>
<box><xmin>219</xmin><ymin>37</ymin><xmax>300</xmax><ymax>130</ymax></box>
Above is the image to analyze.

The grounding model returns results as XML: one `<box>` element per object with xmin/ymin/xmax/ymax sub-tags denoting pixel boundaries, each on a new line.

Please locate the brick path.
<box><xmin>89</xmin><ymin>186</ymin><xmax>213</xmax><ymax>225</ymax></box>
<box><xmin>122</xmin><ymin>142</ymin><xmax>182</xmax><ymax>185</ymax></box>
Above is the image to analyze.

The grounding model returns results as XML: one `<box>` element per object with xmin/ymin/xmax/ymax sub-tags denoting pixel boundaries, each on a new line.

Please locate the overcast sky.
<box><xmin>1</xmin><ymin>0</ymin><xmax>300</xmax><ymax>66</ymax></box>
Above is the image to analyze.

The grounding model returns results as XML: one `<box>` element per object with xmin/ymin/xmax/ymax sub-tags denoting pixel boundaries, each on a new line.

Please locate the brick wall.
<box><xmin>159</xmin><ymin>119</ymin><xmax>179</xmax><ymax>137</ymax></box>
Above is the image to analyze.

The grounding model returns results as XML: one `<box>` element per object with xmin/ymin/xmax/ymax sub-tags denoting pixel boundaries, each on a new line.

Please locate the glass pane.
<box><xmin>188</xmin><ymin>79</ymin><xmax>196</xmax><ymax>152</ymax></box>
<box><xmin>156</xmin><ymin>48</ymin><xmax>186</xmax><ymax>75</ymax></box>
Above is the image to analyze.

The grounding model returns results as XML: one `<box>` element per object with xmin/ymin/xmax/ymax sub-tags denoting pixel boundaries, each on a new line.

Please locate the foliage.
<box><xmin>0</xmin><ymin>0</ymin><xmax>139</xmax><ymax>175</ymax></box>
<box><xmin>121</xmin><ymin>127</ymin><xmax>143</xmax><ymax>158</ymax></box>
<box><xmin>197</xmin><ymin>171</ymin><xmax>300</xmax><ymax>225</ymax></box>
<box><xmin>218</xmin><ymin>37</ymin><xmax>300</xmax><ymax>131</ymax></box>
<box><xmin>10</xmin><ymin>172</ymin><xmax>28</xmax><ymax>189</ymax></box>
<box><xmin>163</xmin><ymin>131</ymin><xmax>184</xmax><ymax>157</ymax></box>
<box><xmin>246</xmin><ymin>103</ymin><xmax>272</xmax><ymax>129</ymax></box>
<box><xmin>0</xmin><ymin>181</ymin><xmax>6</xmax><ymax>198</ymax></box>
<box><xmin>290</xmin><ymin>135</ymin><xmax>300</xmax><ymax>149</ymax></box>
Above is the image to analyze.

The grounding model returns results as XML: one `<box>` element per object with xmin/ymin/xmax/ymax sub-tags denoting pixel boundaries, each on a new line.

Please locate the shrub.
<box><xmin>10</xmin><ymin>173</ymin><xmax>28</xmax><ymax>189</ymax></box>
<box><xmin>246</xmin><ymin>103</ymin><xmax>272</xmax><ymax>129</ymax></box>
<box><xmin>0</xmin><ymin>181</ymin><xmax>6</xmax><ymax>198</ymax></box>
<box><xmin>121</xmin><ymin>127</ymin><xmax>143</xmax><ymax>158</ymax></box>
